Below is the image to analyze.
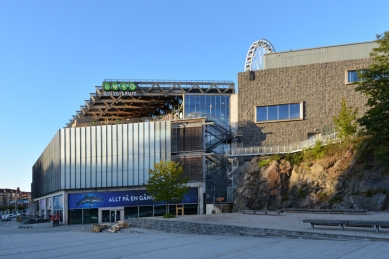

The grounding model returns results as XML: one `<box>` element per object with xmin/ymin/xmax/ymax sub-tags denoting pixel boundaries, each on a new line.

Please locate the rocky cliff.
<box><xmin>233</xmin><ymin>143</ymin><xmax>389</xmax><ymax>212</ymax></box>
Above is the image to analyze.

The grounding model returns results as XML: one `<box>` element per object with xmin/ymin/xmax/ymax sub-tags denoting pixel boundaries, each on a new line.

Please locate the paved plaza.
<box><xmin>1</xmin><ymin>214</ymin><xmax>389</xmax><ymax>259</ymax></box>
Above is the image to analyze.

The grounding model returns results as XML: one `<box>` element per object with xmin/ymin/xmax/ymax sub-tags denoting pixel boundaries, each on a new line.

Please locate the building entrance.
<box><xmin>110</xmin><ymin>210</ymin><xmax>120</xmax><ymax>222</ymax></box>
<box><xmin>101</xmin><ymin>209</ymin><xmax>122</xmax><ymax>223</ymax></box>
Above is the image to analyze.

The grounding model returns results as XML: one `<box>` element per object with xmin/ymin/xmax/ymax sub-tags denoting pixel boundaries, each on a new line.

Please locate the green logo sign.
<box><xmin>103</xmin><ymin>82</ymin><xmax>111</xmax><ymax>91</ymax></box>
<box><xmin>120</xmin><ymin>83</ymin><xmax>128</xmax><ymax>91</ymax></box>
<box><xmin>102</xmin><ymin>81</ymin><xmax>137</xmax><ymax>91</ymax></box>
<box><xmin>112</xmin><ymin>82</ymin><xmax>119</xmax><ymax>90</ymax></box>
<box><xmin>129</xmin><ymin>82</ymin><xmax>137</xmax><ymax>91</ymax></box>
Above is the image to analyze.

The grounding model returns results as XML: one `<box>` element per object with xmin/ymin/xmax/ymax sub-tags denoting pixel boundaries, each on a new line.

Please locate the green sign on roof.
<box><xmin>102</xmin><ymin>82</ymin><xmax>137</xmax><ymax>91</ymax></box>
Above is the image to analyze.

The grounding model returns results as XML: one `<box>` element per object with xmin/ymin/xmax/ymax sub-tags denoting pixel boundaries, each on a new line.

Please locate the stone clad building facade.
<box><xmin>238</xmin><ymin>41</ymin><xmax>377</xmax><ymax>147</ymax></box>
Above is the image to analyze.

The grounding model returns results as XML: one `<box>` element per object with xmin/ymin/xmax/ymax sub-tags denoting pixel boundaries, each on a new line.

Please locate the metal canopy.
<box><xmin>67</xmin><ymin>80</ymin><xmax>235</xmax><ymax>128</ymax></box>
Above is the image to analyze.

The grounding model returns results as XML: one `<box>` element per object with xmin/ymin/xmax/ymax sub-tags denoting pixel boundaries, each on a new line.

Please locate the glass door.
<box><xmin>110</xmin><ymin>210</ymin><xmax>121</xmax><ymax>223</ymax></box>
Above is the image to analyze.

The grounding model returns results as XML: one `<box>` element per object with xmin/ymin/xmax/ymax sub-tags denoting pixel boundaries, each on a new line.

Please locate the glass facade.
<box><xmin>122</xmin><ymin>204</ymin><xmax>198</xmax><ymax>219</ymax></box>
<box><xmin>256</xmin><ymin>103</ymin><xmax>302</xmax><ymax>123</ymax></box>
<box><xmin>69</xmin><ymin>208</ymin><xmax>98</xmax><ymax>224</ymax></box>
<box><xmin>184</xmin><ymin>95</ymin><xmax>230</xmax><ymax>125</ymax></box>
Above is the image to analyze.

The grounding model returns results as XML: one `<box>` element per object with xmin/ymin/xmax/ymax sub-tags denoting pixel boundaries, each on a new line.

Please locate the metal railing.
<box><xmin>227</xmin><ymin>132</ymin><xmax>338</xmax><ymax>157</ymax></box>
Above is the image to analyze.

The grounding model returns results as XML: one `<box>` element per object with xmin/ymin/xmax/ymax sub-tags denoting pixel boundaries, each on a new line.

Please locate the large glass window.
<box><xmin>69</xmin><ymin>209</ymin><xmax>83</xmax><ymax>224</ymax></box>
<box><xmin>154</xmin><ymin>205</ymin><xmax>166</xmax><ymax>216</ymax></box>
<box><xmin>83</xmin><ymin>209</ymin><xmax>98</xmax><ymax>224</ymax></box>
<box><xmin>347</xmin><ymin>70</ymin><xmax>359</xmax><ymax>83</ymax></box>
<box><xmin>184</xmin><ymin>94</ymin><xmax>231</xmax><ymax>125</ymax></box>
<box><xmin>256</xmin><ymin>103</ymin><xmax>302</xmax><ymax>123</ymax></box>
<box><xmin>139</xmin><ymin>206</ymin><xmax>153</xmax><ymax>217</ymax></box>
<box><xmin>124</xmin><ymin>207</ymin><xmax>138</xmax><ymax>219</ymax></box>
<box><xmin>102</xmin><ymin>210</ymin><xmax>110</xmax><ymax>222</ymax></box>
<box><xmin>347</xmin><ymin>70</ymin><xmax>366</xmax><ymax>83</ymax></box>
<box><xmin>184</xmin><ymin>204</ymin><xmax>198</xmax><ymax>215</ymax></box>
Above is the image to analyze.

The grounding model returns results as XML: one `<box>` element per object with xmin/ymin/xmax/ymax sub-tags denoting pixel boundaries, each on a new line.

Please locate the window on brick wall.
<box><xmin>255</xmin><ymin>102</ymin><xmax>302</xmax><ymax>123</ymax></box>
<box><xmin>346</xmin><ymin>69</ymin><xmax>366</xmax><ymax>83</ymax></box>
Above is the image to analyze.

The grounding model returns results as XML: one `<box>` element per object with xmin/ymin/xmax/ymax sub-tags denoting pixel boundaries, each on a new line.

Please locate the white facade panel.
<box><xmin>265</xmin><ymin>41</ymin><xmax>377</xmax><ymax>69</ymax></box>
<box><xmin>85</xmin><ymin>127</ymin><xmax>91</xmax><ymax>188</ymax></box>
<box><xmin>43</xmin><ymin>120</ymin><xmax>171</xmax><ymax>192</ymax></box>
<box><xmin>74</xmin><ymin>128</ymin><xmax>81</xmax><ymax>189</ymax></box>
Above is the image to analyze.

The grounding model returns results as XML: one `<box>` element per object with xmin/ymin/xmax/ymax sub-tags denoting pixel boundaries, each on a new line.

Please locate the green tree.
<box><xmin>146</xmin><ymin>160</ymin><xmax>190</xmax><ymax>217</ymax></box>
<box><xmin>333</xmin><ymin>98</ymin><xmax>358</xmax><ymax>139</ymax></box>
<box><xmin>355</xmin><ymin>31</ymin><xmax>389</xmax><ymax>161</ymax></box>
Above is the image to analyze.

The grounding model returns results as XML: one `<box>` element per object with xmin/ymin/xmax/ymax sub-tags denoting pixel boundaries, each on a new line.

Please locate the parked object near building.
<box><xmin>1</xmin><ymin>214</ymin><xmax>10</xmax><ymax>221</ymax></box>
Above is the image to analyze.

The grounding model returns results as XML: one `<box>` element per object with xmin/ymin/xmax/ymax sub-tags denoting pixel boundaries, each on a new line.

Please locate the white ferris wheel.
<box><xmin>244</xmin><ymin>39</ymin><xmax>276</xmax><ymax>71</ymax></box>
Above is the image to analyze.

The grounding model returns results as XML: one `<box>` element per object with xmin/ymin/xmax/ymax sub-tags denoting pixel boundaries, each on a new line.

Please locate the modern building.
<box><xmin>237</xmin><ymin>41</ymin><xmax>377</xmax><ymax>147</ymax></box>
<box><xmin>31</xmin><ymin>80</ymin><xmax>238</xmax><ymax>224</ymax></box>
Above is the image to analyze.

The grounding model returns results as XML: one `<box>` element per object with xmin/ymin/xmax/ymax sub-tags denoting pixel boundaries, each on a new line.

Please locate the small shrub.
<box><xmin>281</xmin><ymin>194</ymin><xmax>289</xmax><ymax>202</ymax></box>
<box><xmin>258</xmin><ymin>159</ymin><xmax>270</xmax><ymax>168</ymax></box>
<box><xmin>163</xmin><ymin>213</ymin><xmax>176</xmax><ymax>218</ymax></box>
<box><xmin>312</xmin><ymin>140</ymin><xmax>325</xmax><ymax>159</ymax></box>
<box><xmin>316</xmin><ymin>192</ymin><xmax>328</xmax><ymax>200</ymax></box>
<box><xmin>297</xmin><ymin>188</ymin><xmax>306</xmax><ymax>198</ymax></box>
<box><xmin>284</xmin><ymin>152</ymin><xmax>304</xmax><ymax>165</ymax></box>
<box><xmin>329</xmin><ymin>196</ymin><xmax>343</xmax><ymax>204</ymax></box>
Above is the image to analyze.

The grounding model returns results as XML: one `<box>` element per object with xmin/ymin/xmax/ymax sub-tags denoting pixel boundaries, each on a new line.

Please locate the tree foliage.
<box><xmin>355</xmin><ymin>31</ymin><xmax>389</xmax><ymax>162</ymax></box>
<box><xmin>333</xmin><ymin>98</ymin><xmax>358</xmax><ymax>139</ymax></box>
<box><xmin>146</xmin><ymin>160</ymin><xmax>190</xmax><ymax>216</ymax></box>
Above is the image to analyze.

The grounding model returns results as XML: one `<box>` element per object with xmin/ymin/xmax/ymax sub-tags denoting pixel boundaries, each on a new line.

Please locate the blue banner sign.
<box><xmin>68</xmin><ymin>188</ymin><xmax>198</xmax><ymax>209</ymax></box>
<box><xmin>53</xmin><ymin>195</ymin><xmax>63</xmax><ymax>210</ymax></box>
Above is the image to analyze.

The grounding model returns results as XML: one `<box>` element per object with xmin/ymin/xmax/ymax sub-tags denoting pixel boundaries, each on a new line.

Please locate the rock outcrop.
<box><xmin>233</xmin><ymin>145</ymin><xmax>389</xmax><ymax>212</ymax></box>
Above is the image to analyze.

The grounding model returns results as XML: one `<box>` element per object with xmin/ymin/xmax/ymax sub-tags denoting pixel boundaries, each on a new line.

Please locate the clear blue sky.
<box><xmin>1</xmin><ymin>0</ymin><xmax>388</xmax><ymax>192</ymax></box>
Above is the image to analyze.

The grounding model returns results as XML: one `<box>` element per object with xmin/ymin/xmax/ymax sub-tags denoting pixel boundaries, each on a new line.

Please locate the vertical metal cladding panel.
<box><xmin>133</xmin><ymin>123</ymin><xmax>140</xmax><ymax>185</ymax></box>
<box><xmin>155</xmin><ymin>121</ymin><xmax>161</xmax><ymax>162</ymax></box>
<box><xmin>117</xmin><ymin>124</ymin><xmax>123</xmax><ymax>186</ymax></box>
<box><xmin>128</xmin><ymin>124</ymin><xmax>134</xmax><ymax>185</ymax></box>
<box><xmin>80</xmin><ymin>127</ymin><xmax>86</xmax><ymax>188</ymax></box>
<box><xmin>70</xmin><ymin>128</ymin><xmax>76</xmax><ymax>189</ymax></box>
<box><xmin>112</xmin><ymin>125</ymin><xmax>118</xmax><ymax>186</ymax></box>
<box><xmin>65</xmin><ymin>129</ymin><xmax>71</xmax><ymax>189</ymax></box>
<box><xmin>91</xmin><ymin>126</ymin><xmax>97</xmax><ymax>188</ymax></box>
<box><xmin>60</xmin><ymin>129</ymin><xmax>66</xmax><ymax>189</ymax></box>
<box><xmin>101</xmin><ymin>126</ymin><xmax>107</xmax><ymax>187</ymax></box>
<box><xmin>160</xmin><ymin>121</ymin><xmax>166</xmax><ymax>161</ymax></box>
<box><xmin>85</xmin><ymin>127</ymin><xmax>91</xmax><ymax>188</ymax></box>
<box><xmin>75</xmin><ymin>127</ymin><xmax>81</xmax><ymax>188</ymax></box>
<box><xmin>139</xmin><ymin>122</ymin><xmax>146</xmax><ymax>185</ymax></box>
<box><xmin>106</xmin><ymin>125</ymin><xmax>112</xmax><ymax>186</ymax></box>
<box><xmin>264</xmin><ymin>42</ymin><xmax>377</xmax><ymax>69</ymax></box>
<box><xmin>96</xmin><ymin>126</ymin><xmax>102</xmax><ymax>187</ymax></box>
<box><xmin>122</xmin><ymin>124</ymin><xmax>128</xmax><ymax>185</ymax></box>
<box><xmin>54</xmin><ymin>131</ymin><xmax>61</xmax><ymax>191</ymax></box>
<box><xmin>147</xmin><ymin>122</ymin><xmax>155</xmax><ymax>183</ymax></box>
<box><xmin>166</xmin><ymin>121</ymin><xmax>171</xmax><ymax>161</ymax></box>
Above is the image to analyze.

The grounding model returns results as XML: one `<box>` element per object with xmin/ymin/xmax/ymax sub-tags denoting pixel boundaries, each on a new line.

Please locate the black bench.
<box><xmin>303</xmin><ymin>219</ymin><xmax>389</xmax><ymax>232</ymax></box>
<box><xmin>240</xmin><ymin>210</ymin><xmax>281</xmax><ymax>216</ymax></box>
<box><xmin>282</xmin><ymin>208</ymin><xmax>367</xmax><ymax>214</ymax></box>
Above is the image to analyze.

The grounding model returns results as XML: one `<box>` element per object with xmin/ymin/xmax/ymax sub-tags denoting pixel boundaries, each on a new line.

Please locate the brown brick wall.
<box><xmin>238</xmin><ymin>58</ymin><xmax>371</xmax><ymax>146</ymax></box>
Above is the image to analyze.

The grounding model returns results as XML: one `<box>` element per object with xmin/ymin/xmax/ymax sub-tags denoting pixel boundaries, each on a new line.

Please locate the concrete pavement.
<box><xmin>2</xmin><ymin>216</ymin><xmax>389</xmax><ymax>258</ymax></box>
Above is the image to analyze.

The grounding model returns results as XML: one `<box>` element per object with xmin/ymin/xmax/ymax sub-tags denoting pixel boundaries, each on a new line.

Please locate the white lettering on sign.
<box><xmin>103</xmin><ymin>91</ymin><xmax>137</xmax><ymax>97</ymax></box>
<box><xmin>108</xmin><ymin>194</ymin><xmax>153</xmax><ymax>203</ymax></box>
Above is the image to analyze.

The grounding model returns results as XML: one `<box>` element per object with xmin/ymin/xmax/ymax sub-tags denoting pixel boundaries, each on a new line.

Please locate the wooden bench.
<box><xmin>282</xmin><ymin>208</ymin><xmax>367</xmax><ymax>214</ymax></box>
<box><xmin>303</xmin><ymin>219</ymin><xmax>389</xmax><ymax>232</ymax></box>
<box><xmin>240</xmin><ymin>210</ymin><xmax>281</xmax><ymax>216</ymax></box>
<box><xmin>92</xmin><ymin>224</ymin><xmax>109</xmax><ymax>232</ymax></box>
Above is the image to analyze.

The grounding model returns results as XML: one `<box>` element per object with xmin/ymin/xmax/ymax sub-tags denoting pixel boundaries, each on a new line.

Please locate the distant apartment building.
<box><xmin>0</xmin><ymin>188</ymin><xmax>31</xmax><ymax>209</ymax></box>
